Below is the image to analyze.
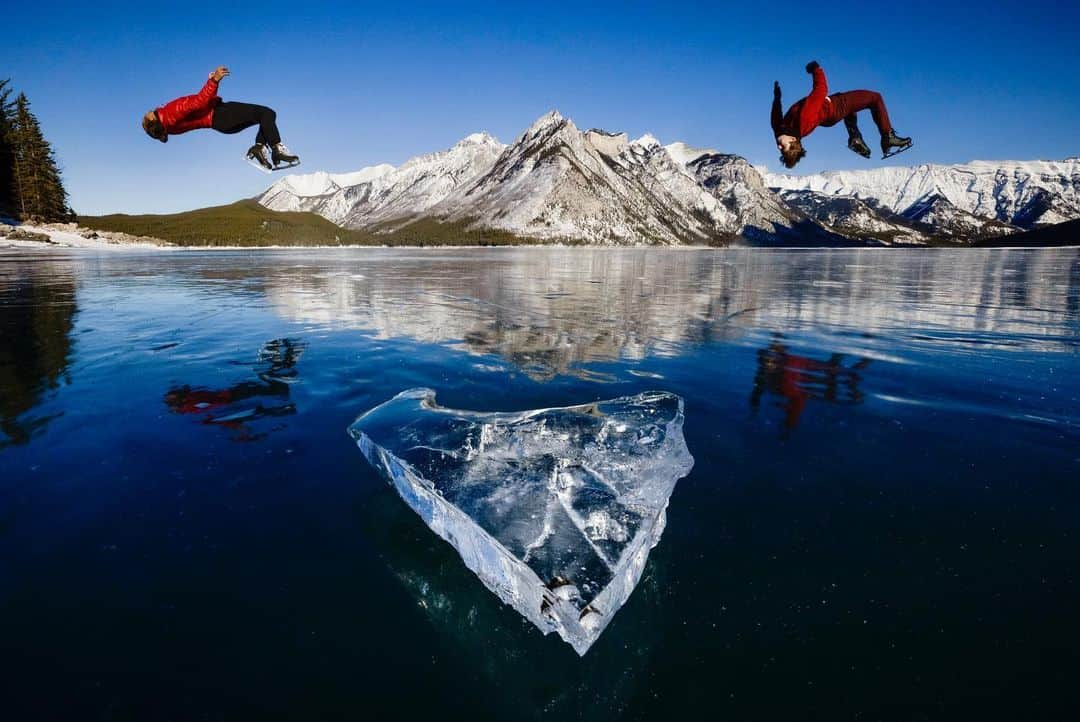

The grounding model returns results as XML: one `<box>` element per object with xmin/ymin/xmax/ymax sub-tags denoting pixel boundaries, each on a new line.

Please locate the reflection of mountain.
<box><xmin>0</xmin><ymin>258</ymin><xmax>77</xmax><ymax>447</ymax></box>
<box><xmin>262</xmin><ymin>249</ymin><xmax>1080</xmax><ymax>378</ymax></box>
<box><xmin>265</xmin><ymin>251</ymin><xmax>761</xmax><ymax>380</ymax></box>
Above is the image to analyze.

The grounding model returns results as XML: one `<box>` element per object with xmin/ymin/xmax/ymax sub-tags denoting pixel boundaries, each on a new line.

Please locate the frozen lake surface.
<box><xmin>2</xmin><ymin>246</ymin><xmax>1079</xmax><ymax>719</ymax></box>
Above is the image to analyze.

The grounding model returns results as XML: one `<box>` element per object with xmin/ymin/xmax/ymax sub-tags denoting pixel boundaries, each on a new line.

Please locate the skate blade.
<box><xmin>882</xmin><ymin>142</ymin><xmax>914</xmax><ymax>160</ymax></box>
<box><xmin>245</xmin><ymin>156</ymin><xmax>273</xmax><ymax>174</ymax></box>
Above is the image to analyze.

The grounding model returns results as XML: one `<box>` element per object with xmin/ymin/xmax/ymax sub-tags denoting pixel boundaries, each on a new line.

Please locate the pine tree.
<box><xmin>0</xmin><ymin>79</ymin><xmax>17</xmax><ymax>219</ymax></box>
<box><xmin>10</xmin><ymin>91</ymin><xmax>70</xmax><ymax>222</ymax></box>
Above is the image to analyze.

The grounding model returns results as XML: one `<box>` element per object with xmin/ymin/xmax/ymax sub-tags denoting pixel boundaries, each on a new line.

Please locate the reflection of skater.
<box><xmin>164</xmin><ymin>339</ymin><xmax>304</xmax><ymax>441</ymax></box>
<box><xmin>772</xmin><ymin>61</ymin><xmax>912</xmax><ymax>168</ymax></box>
<box><xmin>141</xmin><ymin>66</ymin><xmax>300</xmax><ymax>171</ymax></box>
<box><xmin>750</xmin><ymin>337</ymin><xmax>870</xmax><ymax>431</ymax></box>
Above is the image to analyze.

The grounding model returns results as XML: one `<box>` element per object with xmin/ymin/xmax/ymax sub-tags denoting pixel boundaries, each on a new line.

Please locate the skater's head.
<box><xmin>776</xmin><ymin>134</ymin><xmax>805</xmax><ymax>169</ymax></box>
<box><xmin>142</xmin><ymin>111</ymin><xmax>167</xmax><ymax>143</ymax></box>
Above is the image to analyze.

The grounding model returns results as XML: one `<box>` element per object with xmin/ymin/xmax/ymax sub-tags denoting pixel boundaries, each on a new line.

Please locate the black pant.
<box><xmin>211</xmin><ymin>102</ymin><xmax>281</xmax><ymax>146</ymax></box>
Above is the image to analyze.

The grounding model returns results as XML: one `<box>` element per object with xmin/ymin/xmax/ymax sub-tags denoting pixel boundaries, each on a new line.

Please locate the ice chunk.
<box><xmin>347</xmin><ymin>388</ymin><xmax>694</xmax><ymax>655</ymax></box>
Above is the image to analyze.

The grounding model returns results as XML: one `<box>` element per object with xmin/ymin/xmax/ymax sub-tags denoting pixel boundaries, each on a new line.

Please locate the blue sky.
<box><xmin>5</xmin><ymin>0</ymin><xmax>1079</xmax><ymax>215</ymax></box>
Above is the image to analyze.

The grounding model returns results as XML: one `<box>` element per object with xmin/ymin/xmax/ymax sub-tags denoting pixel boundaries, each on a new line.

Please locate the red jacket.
<box><xmin>772</xmin><ymin>66</ymin><xmax>832</xmax><ymax>139</ymax></box>
<box><xmin>155</xmin><ymin>76</ymin><xmax>220</xmax><ymax>137</ymax></box>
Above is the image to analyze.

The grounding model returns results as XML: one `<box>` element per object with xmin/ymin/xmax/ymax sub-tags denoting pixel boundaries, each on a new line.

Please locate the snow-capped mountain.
<box><xmin>765</xmin><ymin>159</ymin><xmax>1080</xmax><ymax>229</ymax></box>
<box><xmin>778</xmin><ymin>188</ymin><xmax>1022</xmax><ymax>244</ymax></box>
<box><xmin>260</xmin><ymin>111</ymin><xmax>838</xmax><ymax>245</ymax></box>
<box><xmin>428</xmin><ymin>111</ymin><xmax>817</xmax><ymax>244</ymax></box>
<box><xmin>260</xmin><ymin>132</ymin><xmax>507</xmax><ymax>229</ymax></box>
<box><xmin>899</xmin><ymin>194</ymin><xmax>1018</xmax><ymax>239</ymax></box>
<box><xmin>259</xmin><ymin>115</ymin><xmax>1078</xmax><ymax>245</ymax></box>
<box><xmin>777</xmin><ymin>190</ymin><xmax>929</xmax><ymax>245</ymax></box>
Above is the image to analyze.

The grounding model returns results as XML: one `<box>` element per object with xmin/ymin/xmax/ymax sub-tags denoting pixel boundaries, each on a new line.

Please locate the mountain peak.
<box><xmin>460</xmin><ymin>131</ymin><xmax>502</xmax><ymax>147</ymax></box>
<box><xmin>526</xmin><ymin>109</ymin><xmax>566</xmax><ymax>132</ymax></box>
<box><xmin>631</xmin><ymin>133</ymin><xmax>661</xmax><ymax>150</ymax></box>
<box><xmin>509</xmin><ymin>110</ymin><xmax>575</xmax><ymax>149</ymax></box>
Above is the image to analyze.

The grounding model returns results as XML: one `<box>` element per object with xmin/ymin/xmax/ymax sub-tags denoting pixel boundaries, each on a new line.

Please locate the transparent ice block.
<box><xmin>348</xmin><ymin>388</ymin><xmax>694</xmax><ymax>654</ymax></box>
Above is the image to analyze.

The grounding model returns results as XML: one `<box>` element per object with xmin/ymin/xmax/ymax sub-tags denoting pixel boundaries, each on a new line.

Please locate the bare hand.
<box><xmin>210</xmin><ymin>66</ymin><xmax>230</xmax><ymax>82</ymax></box>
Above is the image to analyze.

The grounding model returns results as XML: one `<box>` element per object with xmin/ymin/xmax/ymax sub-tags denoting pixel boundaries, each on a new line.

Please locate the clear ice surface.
<box><xmin>348</xmin><ymin>388</ymin><xmax>694</xmax><ymax>655</ymax></box>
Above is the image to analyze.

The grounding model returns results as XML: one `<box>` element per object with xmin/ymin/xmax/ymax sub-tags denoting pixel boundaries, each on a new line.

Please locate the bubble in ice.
<box><xmin>347</xmin><ymin>388</ymin><xmax>694</xmax><ymax>655</ymax></box>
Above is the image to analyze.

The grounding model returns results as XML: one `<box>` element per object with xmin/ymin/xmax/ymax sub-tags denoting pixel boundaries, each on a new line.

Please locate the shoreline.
<box><xmin>2</xmin><ymin>221</ymin><xmax>1077</xmax><ymax>252</ymax></box>
<box><xmin>0</xmin><ymin>221</ymin><xmax>169</xmax><ymax>250</ymax></box>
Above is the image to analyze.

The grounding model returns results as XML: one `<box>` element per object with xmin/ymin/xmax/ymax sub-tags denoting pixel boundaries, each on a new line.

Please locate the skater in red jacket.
<box><xmin>772</xmin><ymin>61</ymin><xmax>912</xmax><ymax>169</ymax></box>
<box><xmin>141</xmin><ymin>66</ymin><xmax>299</xmax><ymax>171</ymax></box>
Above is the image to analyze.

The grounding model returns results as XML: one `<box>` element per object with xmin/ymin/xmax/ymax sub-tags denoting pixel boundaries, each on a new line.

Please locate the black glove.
<box><xmin>805</xmin><ymin>60</ymin><xmax>820</xmax><ymax>74</ymax></box>
<box><xmin>773</xmin><ymin>81</ymin><xmax>781</xmax><ymax>98</ymax></box>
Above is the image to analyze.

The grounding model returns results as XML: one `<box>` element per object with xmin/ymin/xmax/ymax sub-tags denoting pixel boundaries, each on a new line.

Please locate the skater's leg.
<box><xmin>865</xmin><ymin>92</ymin><xmax>893</xmax><ymax>137</ymax></box>
<box><xmin>831</xmin><ymin>90</ymin><xmax>910</xmax><ymax>157</ymax></box>
<box><xmin>830</xmin><ymin>91</ymin><xmax>892</xmax><ymax>137</ymax></box>
<box><xmin>843</xmin><ymin>113</ymin><xmax>860</xmax><ymax>136</ymax></box>
<box><xmin>211</xmin><ymin>102</ymin><xmax>261</xmax><ymax>135</ymax></box>
<box><xmin>255</xmin><ymin>106</ymin><xmax>281</xmax><ymax>147</ymax></box>
<box><xmin>213</xmin><ymin>102</ymin><xmax>289</xmax><ymax>168</ymax></box>
<box><xmin>259</xmin><ymin>108</ymin><xmax>299</xmax><ymax>166</ymax></box>
<box><xmin>213</xmin><ymin>103</ymin><xmax>277</xmax><ymax>169</ymax></box>
<box><xmin>860</xmin><ymin>92</ymin><xmax>911</xmax><ymax>156</ymax></box>
<box><xmin>212</xmin><ymin>102</ymin><xmax>281</xmax><ymax>145</ymax></box>
<box><xmin>843</xmin><ymin>113</ymin><xmax>871</xmax><ymax>158</ymax></box>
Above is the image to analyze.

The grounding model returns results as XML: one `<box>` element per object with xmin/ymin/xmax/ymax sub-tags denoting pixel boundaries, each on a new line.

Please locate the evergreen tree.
<box><xmin>9</xmin><ymin>91</ymin><xmax>70</xmax><ymax>222</ymax></box>
<box><xmin>0</xmin><ymin>79</ymin><xmax>16</xmax><ymax>219</ymax></box>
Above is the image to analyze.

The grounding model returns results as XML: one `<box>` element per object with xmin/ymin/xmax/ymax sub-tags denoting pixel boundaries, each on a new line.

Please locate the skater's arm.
<box><xmin>799</xmin><ymin>61</ymin><xmax>828</xmax><ymax>137</ymax></box>
<box><xmin>170</xmin><ymin>73</ymin><xmax>223</xmax><ymax>119</ymax></box>
<box><xmin>771</xmin><ymin>81</ymin><xmax>783</xmax><ymax>135</ymax></box>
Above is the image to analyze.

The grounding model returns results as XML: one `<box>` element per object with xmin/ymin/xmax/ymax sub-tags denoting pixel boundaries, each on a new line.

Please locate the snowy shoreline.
<box><xmin>0</xmin><ymin>221</ymin><xmax>168</xmax><ymax>250</ymax></box>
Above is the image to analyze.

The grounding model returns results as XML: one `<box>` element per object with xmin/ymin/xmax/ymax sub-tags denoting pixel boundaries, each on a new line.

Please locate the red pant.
<box><xmin>822</xmin><ymin>90</ymin><xmax>893</xmax><ymax>137</ymax></box>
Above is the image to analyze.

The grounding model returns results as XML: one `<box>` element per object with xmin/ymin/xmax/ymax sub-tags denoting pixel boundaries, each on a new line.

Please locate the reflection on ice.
<box><xmin>0</xmin><ymin>257</ymin><xmax>77</xmax><ymax>448</ymax></box>
<box><xmin>348</xmin><ymin>388</ymin><xmax>694</xmax><ymax>654</ymax></box>
<box><xmin>163</xmin><ymin>338</ymin><xmax>305</xmax><ymax>442</ymax></box>
<box><xmin>750</xmin><ymin>335</ymin><xmax>871</xmax><ymax>433</ymax></box>
<box><xmin>263</xmin><ymin>248</ymin><xmax>1080</xmax><ymax>380</ymax></box>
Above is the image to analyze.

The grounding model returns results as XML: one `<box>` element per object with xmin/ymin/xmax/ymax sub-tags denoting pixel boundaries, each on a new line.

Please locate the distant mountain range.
<box><xmin>766</xmin><ymin>159</ymin><xmax>1080</xmax><ymax>243</ymax></box>
<box><xmin>258</xmin><ymin>113</ymin><xmax>1080</xmax><ymax>246</ymax></box>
